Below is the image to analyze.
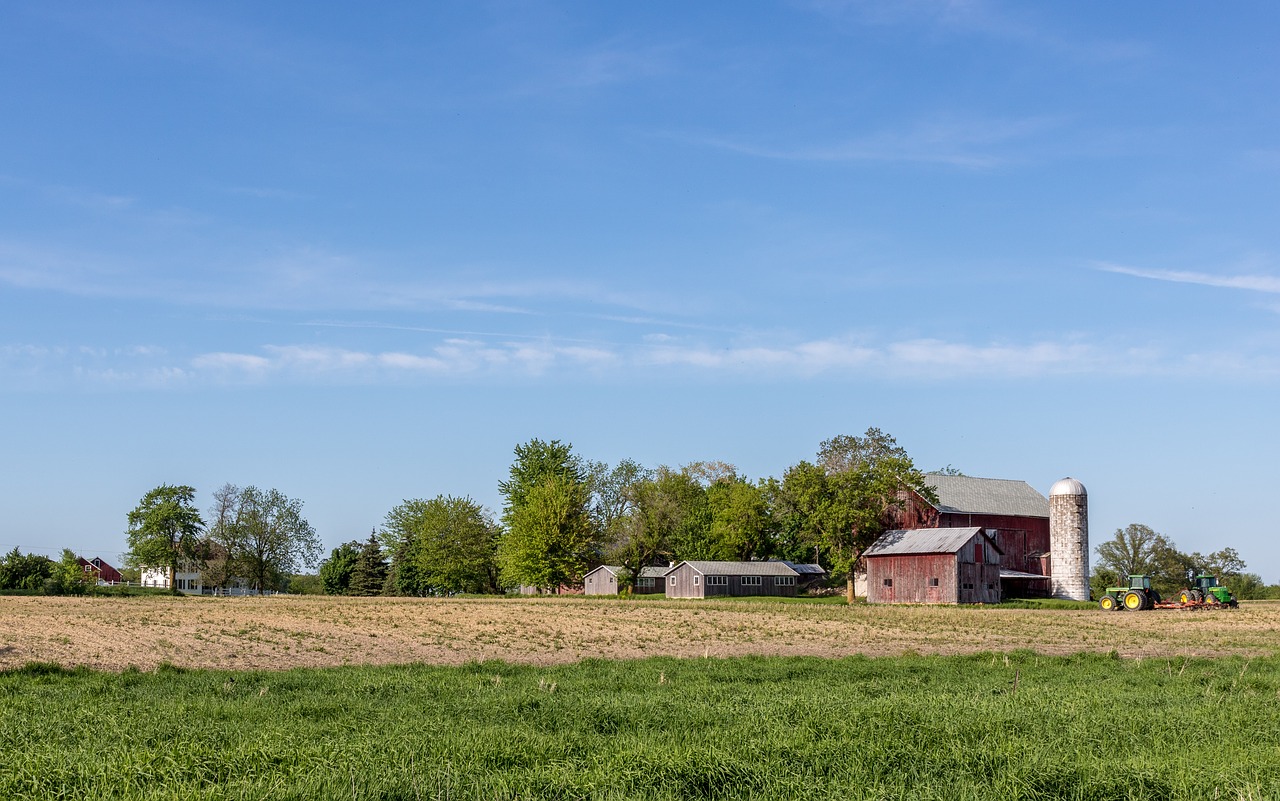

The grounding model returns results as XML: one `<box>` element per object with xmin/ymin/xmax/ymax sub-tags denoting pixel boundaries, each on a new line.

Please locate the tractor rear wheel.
<box><xmin>1190</xmin><ymin>589</ymin><xmax>1204</xmax><ymax>603</ymax></box>
<box><xmin>1123</xmin><ymin>590</ymin><xmax>1146</xmax><ymax>610</ymax></box>
<box><xmin>1179</xmin><ymin>589</ymin><xmax>1193</xmax><ymax>604</ymax></box>
<box><xmin>1099</xmin><ymin>594</ymin><xmax>1118</xmax><ymax>612</ymax></box>
<box><xmin>1148</xmin><ymin>589</ymin><xmax>1161</xmax><ymax>607</ymax></box>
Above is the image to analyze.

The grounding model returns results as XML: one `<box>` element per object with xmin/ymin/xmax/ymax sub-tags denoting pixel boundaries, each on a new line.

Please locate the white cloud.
<box><xmin>1097</xmin><ymin>262</ymin><xmax>1280</xmax><ymax>295</ymax></box>
<box><xmin>688</xmin><ymin>115</ymin><xmax>1061</xmax><ymax>169</ymax></box>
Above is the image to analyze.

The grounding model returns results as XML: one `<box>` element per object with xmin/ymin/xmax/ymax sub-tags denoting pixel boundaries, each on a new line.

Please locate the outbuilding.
<box><xmin>664</xmin><ymin>561</ymin><xmax>801</xmax><ymax>599</ymax></box>
<box><xmin>863</xmin><ymin>527</ymin><xmax>1003</xmax><ymax>604</ymax></box>
<box><xmin>582</xmin><ymin>565</ymin><xmax>669</xmax><ymax>595</ymax></box>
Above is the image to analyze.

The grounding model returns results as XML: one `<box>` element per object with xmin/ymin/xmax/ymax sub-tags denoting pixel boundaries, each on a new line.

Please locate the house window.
<box><xmin>928</xmin><ymin>577</ymin><xmax>939</xmax><ymax>587</ymax></box>
<box><xmin>883</xmin><ymin>579</ymin><xmax>893</xmax><ymax>587</ymax></box>
<box><xmin>775</xmin><ymin>576</ymin><xmax>795</xmax><ymax>586</ymax></box>
<box><xmin>638</xmin><ymin>577</ymin><xmax>654</xmax><ymax>588</ymax></box>
<box><xmin>707</xmin><ymin>576</ymin><xmax>728</xmax><ymax>586</ymax></box>
<box><xmin>693</xmin><ymin>576</ymin><xmax>701</xmax><ymax>586</ymax></box>
<box><xmin>741</xmin><ymin>576</ymin><xmax>762</xmax><ymax>586</ymax></box>
<box><xmin>670</xmin><ymin>576</ymin><xmax>677</xmax><ymax>585</ymax></box>
<box><xmin>587</xmin><ymin>577</ymin><xmax>593</xmax><ymax>584</ymax></box>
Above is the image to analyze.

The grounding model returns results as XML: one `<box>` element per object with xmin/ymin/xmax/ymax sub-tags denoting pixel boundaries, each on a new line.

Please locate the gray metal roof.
<box><xmin>1000</xmin><ymin>569</ymin><xmax>1051</xmax><ymax>580</ymax></box>
<box><xmin>670</xmin><ymin>561</ymin><xmax>800</xmax><ymax>577</ymax></box>
<box><xmin>588</xmin><ymin>565</ymin><xmax>670</xmax><ymax>579</ymax></box>
<box><xmin>863</xmin><ymin>527</ymin><xmax>1002</xmax><ymax>557</ymax></box>
<box><xmin>924</xmin><ymin>474</ymin><xmax>1049</xmax><ymax>518</ymax></box>
<box><xmin>780</xmin><ymin>561</ymin><xmax>827</xmax><ymax>575</ymax></box>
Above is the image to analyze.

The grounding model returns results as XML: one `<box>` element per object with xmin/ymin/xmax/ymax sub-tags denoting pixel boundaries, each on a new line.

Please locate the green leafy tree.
<box><xmin>0</xmin><ymin>548</ymin><xmax>54</xmax><ymax>591</ymax></box>
<box><xmin>496</xmin><ymin>439</ymin><xmax>598</xmax><ymax>591</ymax></box>
<box><xmin>498</xmin><ymin>474</ymin><xmax>596</xmax><ymax>591</ymax></box>
<box><xmin>319</xmin><ymin>541</ymin><xmax>360</xmax><ymax>595</ymax></box>
<box><xmin>231</xmin><ymin>486</ymin><xmax>321</xmax><ymax>594</ymax></box>
<box><xmin>705</xmin><ymin>476</ymin><xmax>773</xmax><ymax>561</ymax></box>
<box><xmin>586</xmin><ymin>458</ymin><xmax>652</xmax><ymax>546</ymax></box>
<box><xmin>384</xmin><ymin>495</ymin><xmax>500</xmax><ymax>595</ymax></box>
<box><xmin>125</xmin><ymin>484</ymin><xmax>205</xmax><ymax>592</ymax></box>
<box><xmin>605</xmin><ymin>468</ymin><xmax>709</xmax><ymax>589</ymax></box>
<box><xmin>1093</xmin><ymin>523</ymin><xmax>1193</xmax><ymax>595</ymax></box>
<box><xmin>778</xmin><ymin>429</ymin><xmax>935</xmax><ymax>603</ymax></box>
<box><xmin>348</xmin><ymin>532</ymin><xmax>388</xmax><ymax>597</ymax></box>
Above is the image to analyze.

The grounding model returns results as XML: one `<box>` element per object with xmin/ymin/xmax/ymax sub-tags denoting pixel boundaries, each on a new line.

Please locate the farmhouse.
<box><xmin>863</xmin><ymin>527</ymin><xmax>1003</xmax><ymax>604</ymax></box>
<box><xmin>582</xmin><ymin>566</ymin><xmax>669</xmax><ymax>595</ymax></box>
<box><xmin>664</xmin><ymin>561</ymin><xmax>802</xmax><ymax>599</ymax></box>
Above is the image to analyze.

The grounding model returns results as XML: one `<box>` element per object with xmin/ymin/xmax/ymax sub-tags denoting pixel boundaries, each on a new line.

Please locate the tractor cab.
<box><xmin>1194</xmin><ymin>574</ymin><xmax>1217</xmax><ymax>591</ymax></box>
<box><xmin>1128</xmin><ymin>575</ymin><xmax>1152</xmax><ymax>591</ymax></box>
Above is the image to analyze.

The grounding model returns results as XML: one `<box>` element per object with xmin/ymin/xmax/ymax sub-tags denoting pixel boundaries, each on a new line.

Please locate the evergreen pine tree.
<box><xmin>348</xmin><ymin>531</ymin><xmax>388</xmax><ymax>597</ymax></box>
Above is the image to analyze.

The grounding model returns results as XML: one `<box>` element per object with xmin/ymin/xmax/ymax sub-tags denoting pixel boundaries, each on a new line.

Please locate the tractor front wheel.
<box><xmin>1099</xmin><ymin>594</ymin><xmax>1118</xmax><ymax>612</ymax></box>
<box><xmin>1123</xmin><ymin>590</ymin><xmax>1146</xmax><ymax>611</ymax></box>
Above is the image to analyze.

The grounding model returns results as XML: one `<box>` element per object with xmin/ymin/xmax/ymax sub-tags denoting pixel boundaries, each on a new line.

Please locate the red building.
<box><xmin>877</xmin><ymin>474</ymin><xmax>1054</xmax><ymax>599</ymax></box>
<box><xmin>77</xmin><ymin>556</ymin><xmax>124</xmax><ymax>584</ymax></box>
<box><xmin>864</xmin><ymin>527</ymin><xmax>1003</xmax><ymax>604</ymax></box>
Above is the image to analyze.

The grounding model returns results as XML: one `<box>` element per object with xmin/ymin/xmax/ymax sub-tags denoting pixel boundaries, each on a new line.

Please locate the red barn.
<box><xmin>888</xmin><ymin>474</ymin><xmax>1053</xmax><ymax>597</ymax></box>
<box><xmin>77</xmin><ymin>556</ymin><xmax>123</xmax><ymax>584</ymax></box>
<box><xmin>864</xmin><ymin>527</ymin><xmax>1003</xmax><ymax>604</ymax></box>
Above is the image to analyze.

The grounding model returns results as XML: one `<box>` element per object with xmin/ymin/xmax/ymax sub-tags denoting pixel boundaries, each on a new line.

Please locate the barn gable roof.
<box><xmin>864</xmin><ymin>527</ymin><xmax>1004</xmax><ymax>557</ymax></box>
<box><xmin>923</xmin><ymin>475</ymin><xmax>1049</xmax><ymax>518</ymax></box>
<box><xmin>668</xmin><ymin>561</ymin><xmax>800</xmax><ymax>577</ymax></box>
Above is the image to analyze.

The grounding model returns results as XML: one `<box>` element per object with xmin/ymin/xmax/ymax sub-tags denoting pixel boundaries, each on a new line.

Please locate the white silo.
<box><xmin>1049</xmin><ymin>477</ymin><xmax>1089</xmax><ymax>601</ymax></box>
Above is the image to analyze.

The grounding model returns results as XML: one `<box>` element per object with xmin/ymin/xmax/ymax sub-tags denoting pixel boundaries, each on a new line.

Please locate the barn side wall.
<box><xmin>866</xmin><ymin>554</ymin><xmax>958</xmax><ymax>604</ymax></box>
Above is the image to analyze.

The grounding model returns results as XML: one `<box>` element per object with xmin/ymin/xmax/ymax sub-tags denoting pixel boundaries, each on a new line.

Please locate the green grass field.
<box><xmin>3</xmin><ymin>652</ymin><xmax>1277</xmax><ymax>800</ymax></box>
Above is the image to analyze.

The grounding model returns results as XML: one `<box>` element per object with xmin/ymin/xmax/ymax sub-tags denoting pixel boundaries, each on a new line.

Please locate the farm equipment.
<box><xmin>1098</xmin><ymin>574</ymin><xmax>1161</xmax><ymax>611</ymax></box>
<box><xmin>1176</xmin><ymin>574</ymin><xmax>1239</xmax><ymax>608</ymax></box>
<box><xmin>1098</xmin><ymin>573</ymin><xmax>1238</xmax><ymax>611</ymax></box>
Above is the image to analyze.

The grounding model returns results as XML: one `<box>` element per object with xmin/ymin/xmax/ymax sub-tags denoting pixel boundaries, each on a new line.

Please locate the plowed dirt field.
<box><xmin>2</xmin><ymin>595</ymin><xmax>1276</xmax><ymax>672</ymax></box>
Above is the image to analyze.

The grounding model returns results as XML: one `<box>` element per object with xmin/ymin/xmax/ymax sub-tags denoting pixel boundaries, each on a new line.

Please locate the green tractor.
<box><xmin>1177</xmin><ymin>574</ymin><xmax>1239</xmax><ymax>607</ymax></box>
<box><xmin>1099</xmin><ymin>574</ymin><xmax>1161</xmax><ymax>611</ymax></box>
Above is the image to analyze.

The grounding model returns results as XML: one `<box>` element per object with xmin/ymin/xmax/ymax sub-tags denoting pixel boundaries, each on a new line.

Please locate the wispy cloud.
<box><xmin>688</xmin><ymin>115</ymin><xmax>1060</xmax><ymax>169</ymax></box>
<box><xmin>1097</xmin><ymin>262</ymin><xmax>1280</xmax><ymax>295</ymax></box>
<box><xmin>802</xmin><ymin>0</ymin><xmax>1148</xmax><ymax>63</ymax></box>
<box><xmin>7</xmin><ymin>331</ymin><xmax>1280</xmax><ymax>390</ymax></box>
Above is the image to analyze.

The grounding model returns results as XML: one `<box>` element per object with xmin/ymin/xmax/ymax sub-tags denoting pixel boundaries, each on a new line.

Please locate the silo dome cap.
<box><xmin>1050</xmin><ymin>477</ymin><xmax>1087</xmax><ymax>496</ymax></box>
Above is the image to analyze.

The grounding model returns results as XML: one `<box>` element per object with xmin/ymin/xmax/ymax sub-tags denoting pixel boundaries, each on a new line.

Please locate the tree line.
<box><xmin>319</xmin><ymin>429</ymin><xmax>937</xmax><ymax>601</ymax></box>
<box><xmin>121</xmin><ymin>483</ymin><xmax>320</xmax><ymax>594</ymax></box>
<box><xmin>1091</xmin><ymin>523</ymin><xmax>1273</xmax><ymax>600</ymax></box>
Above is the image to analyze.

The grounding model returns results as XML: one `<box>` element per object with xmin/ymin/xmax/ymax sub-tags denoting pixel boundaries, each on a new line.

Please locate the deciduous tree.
<box><xmin>229</xmin><ymin>486</ymin><xmax>320</xmax><ymax>594</ymax></box>
<box><xmin>125</xmin><ymin>484</ymin><xmax>205</xmax><ymax>592</ymax></box>
<box><xmin>384</xmin><ymin>495</ymin><xmax>500</xmax><ymax>595</ymax></box>
<box><xmin>319</xmin><ymin>541</ymin><xmax>360</xmax><ymax>595</ymax></box>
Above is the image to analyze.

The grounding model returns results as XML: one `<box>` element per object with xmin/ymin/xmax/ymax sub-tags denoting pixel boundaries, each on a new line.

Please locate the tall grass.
<box><xmin>3</xmin><ymin>653</ymin><xmax>1278</xmax><ymax>800</ymax></box>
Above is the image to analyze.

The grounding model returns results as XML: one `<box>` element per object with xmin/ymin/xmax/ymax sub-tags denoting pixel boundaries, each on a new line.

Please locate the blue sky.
<box><xmin>3</xmin><ymin>1</ymin><xmax>1279</xmax><ymax>579</ymax></box>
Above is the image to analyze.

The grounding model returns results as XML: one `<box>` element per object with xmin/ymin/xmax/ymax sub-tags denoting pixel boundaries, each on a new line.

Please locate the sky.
<box><xmin>2</xmin><ymin>1</ymin><xmax>1279</xmax><ymax>579</ymax></box>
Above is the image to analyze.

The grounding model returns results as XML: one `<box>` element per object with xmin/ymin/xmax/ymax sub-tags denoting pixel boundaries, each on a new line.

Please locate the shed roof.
<box><xmin>780</xmin><ymin>561</ymin><xmax>827</xmax><ymax>575</ymax></box>
<box><xmin>999</xmin><ymin>569</ymin><xmax>1051</xmax><ymax>580</ymax></box>
<box><xmin>924</xmin><ymin>474</ymin><xmax>1049</xmax><ymax>518</ymax></box>
<box><xmin>670</xmin><ymin>561</ymin><xmax>800</xmax><ymax>577</ymax></box>
<box><xmin>587</xmin><ymin>565</ymin><xmax>670</xmax><ymax>579</ymax></box>
<box><xmin>863</xmin><ymin>527</ymin><xmax>1004</xmax><ymax>557</ymax></box>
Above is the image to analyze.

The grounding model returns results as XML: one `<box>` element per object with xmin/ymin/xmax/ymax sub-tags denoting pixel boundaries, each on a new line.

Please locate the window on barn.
<box><xmin>639</xmin><ymin>577</ymin><xmax>654</xmax><ymax>588</ymax></box>
<box><xmin>693</xmin><ymin>576</ymin><xmax>701</xmax><ymax>586</ymax></box>
<box><xmin>707</xmin><ymin>576</ymin><xmax>728</xmax><ymax>586</ymax></box>
<box><xmin>883</xmin><ymin>578</ymin><xmax>893</xmax><ymax>587</ymax></box>
<box><xmin>962</xmin><ymin>582</ymin><xmax>974</xmax><ymax>590</ymax></box>
<box><xmin>928</xmin><ymin>577</ymin><xmax>939</xmax><ymax>587</ymax></box>
<box><xmin>987</xmin><ymin>583</ymin><xmax>995</xmax><ymax>590</ymax></box>
<box><xmin>741</xmin><ymin>576</ymin><xmax>762</xmax><ymax>586</ymax></box>
<box><xmin>775</xmin><ymin>576</ymin><xmax>795</xmax><ymax>586</ymax></box>
<box><xmin>587</xmin><ymin>577</ymin><xmax>593</xmax><ymax>584</ymax></box>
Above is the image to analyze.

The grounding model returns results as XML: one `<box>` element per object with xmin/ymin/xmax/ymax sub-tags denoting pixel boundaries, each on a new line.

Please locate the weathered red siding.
<box><xmin>865</xmin><ymin>532</ymin><xmax>1002</xmax><ymax>604</ymax></box>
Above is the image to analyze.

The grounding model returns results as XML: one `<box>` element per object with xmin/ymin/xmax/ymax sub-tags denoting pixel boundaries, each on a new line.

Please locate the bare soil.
<box><xmin>2</xmin><ymin>595</ymin><xmax>1277</xmax><ymax>672</ymax></box>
